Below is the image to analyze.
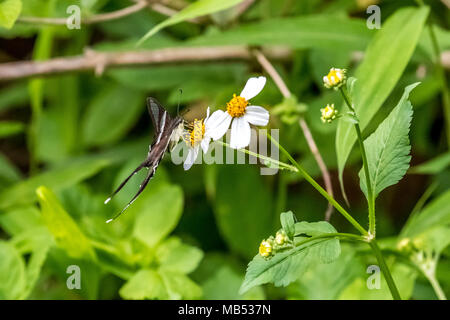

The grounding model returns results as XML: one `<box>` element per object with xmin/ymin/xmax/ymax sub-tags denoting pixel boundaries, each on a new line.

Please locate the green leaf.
<box><xmin>402</xmin><ymin>190</ymin><xmax>450</xmax><ymax>237</ymax></box>
<box><xmin>0</xmin><ymin>0</ymin><xmax>22</xmax><ymax>29</ymax></box>
<box><xmin>0</xmin><ymin>241</ymin><xmax>26</xmax><ymax>299</ymax></box>
<box><xmin>288</xmin><ymin>246</ymin><xmax>361</xmax><ymax>300</ymax></box>
<box><xmin>0</xmin><ymin>121</ymin><xmax>24</xmax><ymax>138</ymax></box>
<box><xmin>0</xmin><ymin>158</ymin><xmax>109</xmax><ymax>210</ymax></box>
<box><xmin>359</xmin><ymin>83</ymin><xmax>418</xmax><ymax>199</ymax></box>
<box><xmin>280</xmin><ymin>211</ymin><xmax>295</xmax><ymax>239</ymax></box>
<box><xmin>294</xmin><ymin>221</ymin><xmax>341</xmax><ymax>263</ymax></box>
<box><xmin>36</xmin><ymin>186</ymin><xmax>96</xmax><ymax>260</ymax></box>
<box><xmin>156</xmin><ymin>237</ymin><xmax>203</xmax><ymax>274</ymax></box>
<box><xmin>214</xmin><ymin>165</ymin><xmax>273</xmax><ymax>259</ymax></box>
<box><xmin>0</xmin><ymin>152</ymin><xmax>21</xmax><ymax>186</ymax></box>
<box><xmin>336</xmin><ymin>7</ymin><xmax>429</xmax><ymax>197</ymax></box>
<box><xmin>132</xmin><ymin>184</ymin><xmax>184</xmax><ymax>248</ymax></box>
<box><xmin>158</xmin><ymin>270</ymin><xmax>202</xmax><ymax>300</ymax></box>
<box><xmin>0</xmin><ymin>206</ymin><xmax>43</xmax><ymax>236</ymax></box>
<box><xmin>108</xmin><ymin>63</ymin><xmax>246</xmax><ymax>92</ymax></box>
<box><xmin>240</xmin><ymin>221</ymin><xmax>340</xmax><ymax>294</ymax></box>
<box><xmin>409</xmin><ymin>152</ymin><xmax>450</xmax><ymax>175</ymax></box>
<box><xmin>20</xmin><ymin>243</ymin><xmax>50</xmax><ymax>299</ymax></box>
<box><xmin>201</xmin><ymin>264</ymin><xmax>265</xmax><ymax>300</ymax></box>
<box><xmin>119</xmin><ymin>269</ymin><xmax>168</xmax><ymax>300</ymax></box>
<box><xmin>189</xmin><ymin>15</ymin><xmax>372</xmax><ymax>51</ymax></box>
<box><xmin>137</xmin><ymin>0</ymin><xmax>245</xmax><ymax>45</ymax></box>
<box><xmin>81</xmin><ymin>85</ymin><xmax>145</xmax><ymax>147</ymax></box>
<box><xmin>0</xmin><ymin>83</ymin><xmax>28</xmax><ymax>113</ymax></box>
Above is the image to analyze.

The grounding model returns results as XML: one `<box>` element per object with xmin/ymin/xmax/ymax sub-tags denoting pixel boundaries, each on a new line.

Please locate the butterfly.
<box><xmin>105</xmin><ymin>97</ymin><xmax>184</xmax><ymax>223</ymax></box>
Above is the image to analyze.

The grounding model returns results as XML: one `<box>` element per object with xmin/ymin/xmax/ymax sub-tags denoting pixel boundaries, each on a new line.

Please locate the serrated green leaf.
<box><xmin>359</xmin><ymin>83</ymin><xmax>419</xmax><ymax>199</ymax></box>
<box><xmin>240</xmin><ymin>221</ymin><xmax>340</xmax><ymax>294</ymax></box>
<box><xmin>294</xmin><ymin>221</ymin><xmax>341</xmax><ymax>263</ymax></box>
<box><xmin>240</xmin><ymin>235</ymin><xmax>340</xmax><ymax>294</ymax></box>
<box><xmin>138</xmin><ymin>0</ymin><xmax>244</xmax><ymax>45</ymax></box>
<box><xmin>0</xmin><ymin>0</ymin><xmax>22</xmax><ymax>29</ymax></box>
<box><xmin>336</xmin><ymin>7</ymin><xmax>429</xmax><ymax>198</ymax></box>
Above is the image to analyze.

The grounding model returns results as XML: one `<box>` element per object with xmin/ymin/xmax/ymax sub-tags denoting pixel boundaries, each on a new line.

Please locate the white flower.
<box><xmin>205</xmin><ymin>76</ymin><xmax>269</xmax><ymax>149</ymax></box>
<box><xmin>183</xmin><ymin>107</ymin><xmax>211</xmax><ymax>171</ymax></box>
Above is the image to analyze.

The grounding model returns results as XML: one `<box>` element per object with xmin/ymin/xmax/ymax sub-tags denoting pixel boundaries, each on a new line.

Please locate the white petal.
<box><xmin>204</xmin><ymin>110</ymin><xmax>232</xmax><ymax>141</ymax></box>
<box><xmin>183</xmin><ymin>146</ymin><xmax>199</xmax><ymax>171</ymax></box>
<box><xmin>240</xmin><ymin>76</ymin><xmax>266</xmax><ymax>100</ymax></box>
<box><xmin>200</xmin><ymin>136</ymin><xmax>211</xmax><ymax>154</ymax></box>
<box><xmin>205</xmin><ymin>107</ymin><xmax>210</xmax><ymax>121</ymax></box>
<box><xmin>243</xmin><ymin>106</ymin><xmax>269</xmax><ymax>126</ymax></box>
<box><xmin>229</xmin><ymin>117</ymin><xmax>251</xmax><ymax>149</ymax></box>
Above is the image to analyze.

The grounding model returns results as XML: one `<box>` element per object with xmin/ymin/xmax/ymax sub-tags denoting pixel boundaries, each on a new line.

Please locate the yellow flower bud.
<box><xmin>259</xmin><ymin>239</ymin><xmax>273</xmax><ymax>258</ymax></box>
<box><xmin>275</xmin><ymin>230</ymin><xmax>288</xmax><ymax>245</ymax></box>
<box><xmin>320</xmin><ymin>104</ymin><xmax>338</xmax><ymax>123</ymax></box>
<box><xmin>397</xmin><ymin>238</ymin><xmax>411</xmax><ymax>251</ymax></box>
<box><xmin>323</xmin><ymin>68</ymin><xmax>347</xmax><ymax>89</ymax></box>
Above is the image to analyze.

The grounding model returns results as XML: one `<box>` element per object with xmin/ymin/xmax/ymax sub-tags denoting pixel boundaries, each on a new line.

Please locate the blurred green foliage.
<box><xmin>0</xmin><ymin>0</ymin><xmax>449</xmax><ymax>300</ymax></box>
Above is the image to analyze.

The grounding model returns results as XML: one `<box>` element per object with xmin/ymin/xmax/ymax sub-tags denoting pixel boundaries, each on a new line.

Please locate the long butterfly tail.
<box><xmin>106</xmin><ymin>164</ymin><xmax>156</xmax><ymax>223</ymax></box>
<box><xmin>104</xmin><ymin>162</ymin><xmax>146</xmax><ymax>206</ymax></box>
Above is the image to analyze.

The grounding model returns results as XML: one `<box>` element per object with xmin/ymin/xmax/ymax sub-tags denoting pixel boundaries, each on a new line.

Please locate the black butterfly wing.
<box><xmin>105</xmin><ymin>97</ymin><xmax>181</xmax><ymax>223</ymax></box>
<box><xmin>147</xmin><ymin>97</ymin><xmax>174</xmax><ymax>137</ymax></box>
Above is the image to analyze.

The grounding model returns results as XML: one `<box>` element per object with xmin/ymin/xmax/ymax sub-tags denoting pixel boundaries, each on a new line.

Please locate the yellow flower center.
<box><xmin>323</xmin><ymin>106</ymin><xmax>334</xmax><ymax>117</ymax></box>
<box><xmin>259</xmin><ymin>240</ymin><xmax>272</xmax><ymax>257</ymax></box>
<box><xmin>326</xmin><ymin>69</ymin><xmax>342</xmax><ymax>86</ymax></box>
<box><xmin>227</xmin><ymin>94</ymin><xmax>248</xmax><ymax>118</ymax></box>
<box><xmin>184</xmin><ymin>119</ymin><xmax>205</xmax><ymax>147</ymax></box>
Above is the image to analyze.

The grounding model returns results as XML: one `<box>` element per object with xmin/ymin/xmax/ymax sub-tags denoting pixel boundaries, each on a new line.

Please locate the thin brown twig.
<box><xmin>18</xmin><ymin>1</ymin><xmax>148</xmax><ymax>25</ymax></box>
<box><xmin>0</xmin><ymin>46</ymin><xmax>291</xmax><ymax>81</ymax></box>
<box><xmin>17</xmin><ymin>0</ymin><xmax>202</xmax><ymax>26</ymax></box>
<box><xmin>253</xmin><ymin>49</ymin><xmax>335</xmax><ymax>221</ymax></box>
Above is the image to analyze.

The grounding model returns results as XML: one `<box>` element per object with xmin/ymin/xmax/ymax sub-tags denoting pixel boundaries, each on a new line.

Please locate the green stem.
<box><xmin>340</xmin><ymin>86</ymin><xmax>376</xmax><ymax>236</ymax></box>
<box><xmin>425</xmin><ymin>272</ymin><xmax>447</xmax><ymax>300</ymax></box>
<box><xmin>215</xmin><ymin>140</ymin><xmax>298</xmax><ymax>172</ymax></box>
<box><xmin>369</xmin><ymin>240</ymin><xmax>402</xmax><ymax>300</ymax></box>
<box><xmin>294</xmin><ymin>232</ymin><xmax>365</xmax><ymax>242</ymax></box>
<box><xmin>265</xmin><ymin>132</ymin><xmax>368</xmax><ymax>236</ymax></box>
